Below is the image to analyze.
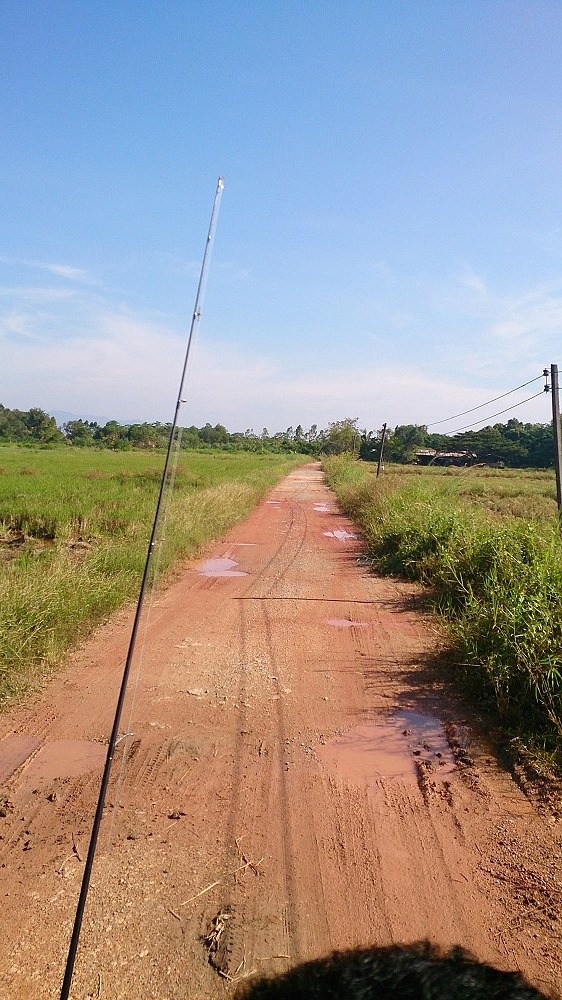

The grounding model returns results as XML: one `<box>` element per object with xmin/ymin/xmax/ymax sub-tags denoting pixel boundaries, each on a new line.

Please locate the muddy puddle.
<box><xmin>313</xmin><ymin>503</ymin><xmax>332</xmax><ymax>513</ymax></box>
<box><xmin>317</xmin><ymin>711</ymin><xmax>455</xmax><ymax>793</ymax></box>
<box><xmin>195</xmin><ymin>557</ymin><xmax>249</xmax><ymax>577</ymax></box>
<box><xmin>0</xmin><ymin>737</ymin><xmax>107</xmax><ymax>787</ymax></box>
<box><xmin>21</xmin><ymin>740</ymin><xmax>107</xmax><ymax>785</ymax></box>
<box><xmin>323</xmin><ymin>530</ymin><xmax>357</xmax><ymax>541</ymax></box>
<box><xmin>0</xmin><ymin>736</ymin><xmax>42</xmax><ymax>784</ymax></box>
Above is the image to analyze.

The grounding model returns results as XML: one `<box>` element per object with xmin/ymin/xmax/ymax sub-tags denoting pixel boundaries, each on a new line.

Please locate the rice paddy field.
<box><xmin>324</xmin><ymin>457</ymin><xmax>562</xmax><ymax>760</ymax></box>
<box><xmin>0</xmin><ymin>446</ymin><xmax>305</xmax><ymax>706</ymax></box>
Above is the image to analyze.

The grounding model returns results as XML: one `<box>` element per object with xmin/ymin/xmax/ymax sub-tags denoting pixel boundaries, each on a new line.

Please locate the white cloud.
<box><xmin>456</xmin><ymin>267</ymin><xmax>488</xmax><ymax>298</ymax></box>
<box><xmin>37</xmin><ymin>262</ymin><xmax>92</xmax><ymax>282</ymax></box>
<box><xmin>491</xmin><ymin>292</ymin><xmax>562</xmax><ymax>341</ymax></box>
<box><xmin>0</xmin><ymin>255</ymin><xmax>94</xmax><ymax>284</ymax></box>
<box><xmin>0</xmin><ymin>259</ymin><xmax>557</xmax><ymax>433</ymax></box>
<box><xmin>415</xmin><ymin>266</ymin><xmax>560</xmax><ymax>385</ymax></box>
<box><xmin>0</xmin><ymin>286</ymin><xmax>77</xmax><ymax>302</ymax></box>
<box><xmin>1</xmin><ymin>310</ymin><xmax>40</xmax><ymax>338</ymax></box>
<box><xmin>186</xmin><ymin>344</ymin><xmax>549</xmax><ymax>433</ymax></box>
<box><xmin>3</xmin><ymin>304</ymin><xmax>523</xmax><ymax>432</ymax></box>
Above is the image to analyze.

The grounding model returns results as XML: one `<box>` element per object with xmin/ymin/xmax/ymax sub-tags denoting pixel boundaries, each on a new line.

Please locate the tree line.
<box><xmin>361</xmin><ymin>418</ymin><xmax>555</xmax><ymax>468</ymax></box>
<box><xmin>0</xmin><ymin>405</ymin><xmax>556</xmax><ymax>468</ymax></box>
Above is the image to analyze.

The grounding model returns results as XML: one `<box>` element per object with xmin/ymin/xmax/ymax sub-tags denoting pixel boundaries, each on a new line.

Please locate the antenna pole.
<box><xmin>59</xmin><ymin>176</ymin><xmax>224</xmax><ymax>1000</ymax></box>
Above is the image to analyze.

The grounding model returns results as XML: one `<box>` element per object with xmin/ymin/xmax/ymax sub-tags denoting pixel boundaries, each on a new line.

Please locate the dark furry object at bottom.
<box><xmin>234</xmin><ymin>941</ymin><xmax>555</xmax><ymax>999</ymax></box>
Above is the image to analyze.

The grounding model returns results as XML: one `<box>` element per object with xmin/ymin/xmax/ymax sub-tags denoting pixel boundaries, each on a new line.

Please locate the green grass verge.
<box><xmin>324</xmin><ymin>456</ymin><xmax>562</xmax><ymax>758</ymax></box>
<box><xmin>0</xmin><ymin>447</ymin><xmax>306</xmax><ymax>707</ymax></box>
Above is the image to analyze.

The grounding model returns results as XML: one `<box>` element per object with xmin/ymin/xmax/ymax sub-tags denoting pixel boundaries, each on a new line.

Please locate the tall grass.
<box><xmin>0</xmin><ymin>447</ymin><xmax>305</xmax><ymax>705</ymax></box>
<box><xmin>324</xmin><ymin>456</ymin><xmax>562</xmax><ymax>752</ymax></box>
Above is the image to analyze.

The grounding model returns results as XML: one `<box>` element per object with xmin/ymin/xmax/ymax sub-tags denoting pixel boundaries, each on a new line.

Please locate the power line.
<box><xmin>447</xmin><ymin>390</ymin><xmax>547</xmax><ymax>435</ymax></box>
<box><xmin>426</xmin><ymin>374</ymin><xmax>544</xmax><ymax>428</ymax></box>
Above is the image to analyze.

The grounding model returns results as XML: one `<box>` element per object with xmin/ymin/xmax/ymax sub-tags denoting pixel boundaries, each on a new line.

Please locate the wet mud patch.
<box><xmin>313</xmin><ymin>503</ymin><xmax>332</xmax><ymax>513</ymax></box>
<box><xmin>323</xmin><ymin>530</ymin><xmax>357</xmax><ymax>541</ymax></box>
<box><xmin>317</xmin><ymin>710</ymin><xmax>456</xmax><ymax>799</ymax></box>
<box><xmin>20</xmin><ymin>739</ymin><xmax>107</xmax><ymax>786</ymax></box>
<box><xmin>195</xmin><ymin>557</ymin><xmax>249</xmax><ymax>578</ymax></box>
<box><xmin>0</xmin><ymin>735</ymin><xmax>42</xmax><ymax>784</ymax></box>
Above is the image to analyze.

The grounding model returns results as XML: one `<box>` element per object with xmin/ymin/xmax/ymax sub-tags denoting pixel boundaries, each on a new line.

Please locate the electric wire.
<box><xmin>59</xmin><ymin>176</ymin><xmax>224</xmax><ymax>1000</ymax></box>
<box><xmin>447</xmin><ymin>390</ymin><xmax>546</xmax><ymax>435</ymax></box>
<box><xmin>426</xmin><ymin>374</ymin><xmax>544</xmax><ymax>428</ymax></box>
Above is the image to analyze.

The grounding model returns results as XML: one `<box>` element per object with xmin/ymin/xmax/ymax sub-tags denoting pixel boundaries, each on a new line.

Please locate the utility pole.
<box><xmin>550</xmin><ymin>364</ymin><xmax>562</xmax><ymax>514</ymax></box>
<box><xmin>377</xmin><ymin>423</ymin><xmax>387</xmax><ymax>479</ymax></box>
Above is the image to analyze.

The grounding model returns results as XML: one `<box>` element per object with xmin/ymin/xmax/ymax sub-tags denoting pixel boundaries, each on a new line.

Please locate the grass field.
<box><xmin>381</xmin><ymin>462</ymin><xmax>558</xmax><ymax>521</ymax></box>
<box><xmin>0</xmin><ymin>446</ymin><xmax>305</xmax><ymax>706</ymax></box>
<box><xmin>324</xmin><ymin>456</ymin><xmax>562</xmax><ymax>761</ymax></box>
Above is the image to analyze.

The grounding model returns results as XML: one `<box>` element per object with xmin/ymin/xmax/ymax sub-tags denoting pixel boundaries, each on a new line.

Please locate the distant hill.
<box><xmin>49</xmin><ymin>409</ymin><xmax>144</xmax><ymax>427</ymax></box>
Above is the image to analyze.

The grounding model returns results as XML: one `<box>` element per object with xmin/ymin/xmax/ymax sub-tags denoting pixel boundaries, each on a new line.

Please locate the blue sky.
<box><xmin>1</xmin><ymin>1</ymin><xmax>561</xmax><ymax>434</ymax></box>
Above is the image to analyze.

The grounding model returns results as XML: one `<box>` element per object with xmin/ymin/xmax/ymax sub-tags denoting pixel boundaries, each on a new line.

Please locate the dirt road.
<box><xmin>0</xmin><ymin>464</ymin><xmax>560</xmax><ymax>999</ymax></box>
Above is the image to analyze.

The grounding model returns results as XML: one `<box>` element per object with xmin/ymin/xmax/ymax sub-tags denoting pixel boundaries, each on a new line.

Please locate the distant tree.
<box><xmin>325</xmin><ymin>418</ymin><xmax>360</xmax><ymax>455</ymax></box>
<box><xmin>127</xmin><ymin>423</ymin><xmax>157</xmax><ymax>448</ymax></box>
<box><xmin>63</xmin><ymin>419</ymin><xmax>95</xmax><ymax>446</ymax></box>
<box><xmin>95</xmin><ymin>420</ymin><xmax>127</xmax><ymax>448</ymax></box>
<box><xmin>23</xmin><ymin>407</ymin><xmax>63</xmax><ymax>444</ymax></box>
<box><xmin>359</xmin><ymin>429</ymin><xmax>380</xmax><ymax>462</ymax></box>
<box><xmin>385</xmin><ymin>425</ymin><xmax>428</xmax><ymax>463</ymax></box>
<box><xmin>0</xmin><ymin>405</ymin><xmax>28</xmax><ymax>441</ymax></box>
<box><xmin>526</xmin><ymin>423</ymin><xmax>554</xmax><ymax>467</ymax></box>
<box><xmin>212</xmin><ymin>423</ymin><xmax>229</xmax><ymax>445</ymax></box>
<box><xmin>0</xmin><ymin>406</ymin><xmax>63</xmax><ymax>444</ymax></box>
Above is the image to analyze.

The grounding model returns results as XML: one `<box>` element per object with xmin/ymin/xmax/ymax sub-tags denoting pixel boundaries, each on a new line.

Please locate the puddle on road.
<box><xmin>0</xmin><ymin>735</ymin><xmax>42</xmax><ymax>784</ymax></box>
<box><xmin>317</xmin><ymin>711</ymin><xmax>455</xmax><ymax>790</ymax></box>
<box><xmin>313</xmin><ymin>503</ymin><xmax>332</xmax><ymax>513</ymax></box>
<box><xmin>195</xmin><ymin>557</ymin><xmax>249</xmax><ymax>577</ymax></box>
<box><xmin>327</xmin><ymin>618</ymin><xmax>370</xmax><ymax>629</ymax></box>
<box><xmin>22</xmin><ymin>740</ymin><xmax>107</xmax><ymax>784</ymax></box>
<box><xmin>323</xmin><ymin>530</ymin><xmax>357</xmax><ymax>541</ymax></box>
<box><xmin>0</xmin><ymin>737</ymin><xmax>107</xmax><ymax>787</ymax></box>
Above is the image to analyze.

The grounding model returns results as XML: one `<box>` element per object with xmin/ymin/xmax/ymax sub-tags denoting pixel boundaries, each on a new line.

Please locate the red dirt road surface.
<box><xmin>0</xmin><ymin>464</ymin><xmax>560</xmax><ymax>999</ymax></box>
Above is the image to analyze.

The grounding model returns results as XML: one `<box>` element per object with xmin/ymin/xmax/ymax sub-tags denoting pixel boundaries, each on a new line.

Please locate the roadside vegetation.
<box><xmin>0</xmin><ymin>447</ymin><xmax>305</xmax><ymax>706</ymax></box>
<box><xmin>324</xmin><ymin>456</ymin><xmax>562</xmax><ymax>763</ymax></box>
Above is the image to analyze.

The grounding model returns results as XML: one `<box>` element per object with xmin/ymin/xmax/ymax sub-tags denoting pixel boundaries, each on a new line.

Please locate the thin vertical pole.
<box><xmin>376</xmin><ymin>422</ymin><xmax>387</xmax><ymax>479</ymax></box>
<box><xmin>59</xmin><ymin>177</ymin><xmax>224</xmax><ymax>1000</ymax></box>
<box><xmin>551</xmin><ymin>364</ymin><xmax>562</xmax><ymax>514</ymax></box>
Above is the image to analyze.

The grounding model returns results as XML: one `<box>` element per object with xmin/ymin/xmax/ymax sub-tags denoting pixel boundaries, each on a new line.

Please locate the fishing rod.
<box><xmin>59</xmin><ymin>176</ymin><xmax>225</xmax><ymax>1000</ymax></box>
